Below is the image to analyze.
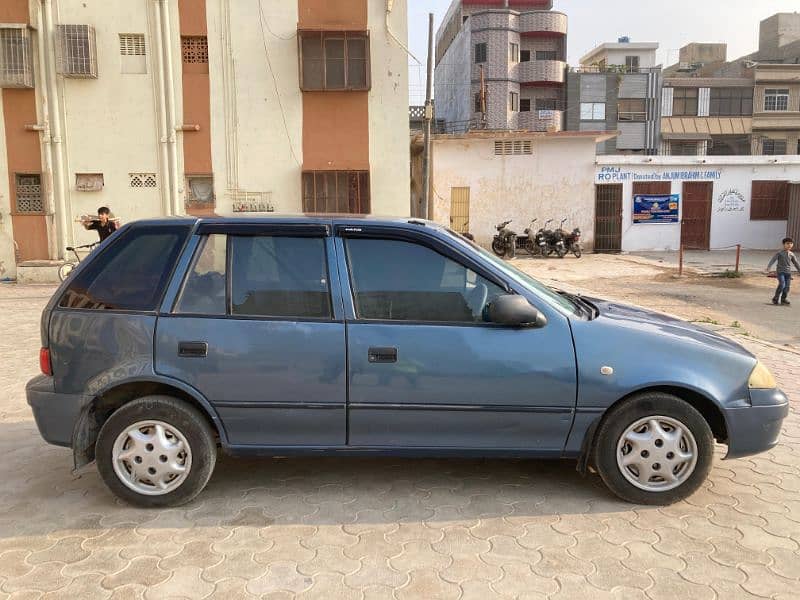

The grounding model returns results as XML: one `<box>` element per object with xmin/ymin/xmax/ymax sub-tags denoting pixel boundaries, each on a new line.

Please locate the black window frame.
<box><xmin>520</xmin><ymin>98</ymin><xmax>531</xmax><ymax>112</ymax></box>
<box><xmin>535</xmin><ymin>50</ymin><xmax>558</xmax><ymax>61</ymax></box>
<box><xmin>672</xmin><ymin>87</ymin><xmax>699</xmax><ymax>116</ymax></box>
<box><xmin>709</xmin><ymin>87</ymin><xmax>753</xmax><ymax>116</ymax></box>
<box><xmin>475</xmin><ymin>42</ymin><xmax>487</xmax><ymax>64</ymax></box>
<box><xmin>58</xmin><ymin>224</ymin><xmax>192</xmax><ymax>314</ymax></box>
<box><xmin>298</xmin><ymin>30</ymin><xmax>370</xmax><ymax>91</ymax></box>
<box><xmin>339</xmin><ymin>227</ymin><xmax>513</xmax><ymax>327</ymax></box>
<box><xmin>520</xmin><ymin>49</ymin><xmax>531</xmax><ymax>62</ymax></box>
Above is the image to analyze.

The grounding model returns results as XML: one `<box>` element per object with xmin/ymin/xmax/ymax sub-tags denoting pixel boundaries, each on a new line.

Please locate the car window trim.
<box><xmin>197</xmin><ymin>222</ymin><xmax>330</xmax><ymax>237</ymax></box>
<box><xmin>340</xmin><ymin>228</ymin><xmax>514</xmax><ymax>325</ymax></box>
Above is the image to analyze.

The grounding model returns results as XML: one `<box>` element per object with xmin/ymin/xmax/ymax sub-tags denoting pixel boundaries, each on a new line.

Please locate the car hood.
<box><xmin>586</xmin><ymin>297</ymin><xmax>755</xmax><ymax>359</ymax></box>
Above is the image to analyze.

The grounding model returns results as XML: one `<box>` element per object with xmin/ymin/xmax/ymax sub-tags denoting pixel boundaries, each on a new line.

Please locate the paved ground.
<box><xmin>0</xmin><ymin>279</ymin><xmax>799</xmax><ymax>600</ymax></box>
<box><xmin>629</xmin><ymin>250</ymin><xmax>776</xmax><ymax>275</ymax></box>
<box><xmin>516</xmin><ymin>254</ymin><xmax>800</xmax><ymax>348</ymax></box>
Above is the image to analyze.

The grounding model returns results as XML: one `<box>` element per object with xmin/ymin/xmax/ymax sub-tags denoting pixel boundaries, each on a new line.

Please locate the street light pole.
<box><xmin>421</xmin><ymin>12</ymin><xmax>434</xmax><ymax>220</ymax></box>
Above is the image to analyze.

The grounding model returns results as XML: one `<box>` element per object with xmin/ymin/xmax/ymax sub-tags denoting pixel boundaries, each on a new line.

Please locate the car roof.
<box><xmin>131</xmin><ymin>214</ymin><xmax>442</xmax><ymax>231</ymax></box>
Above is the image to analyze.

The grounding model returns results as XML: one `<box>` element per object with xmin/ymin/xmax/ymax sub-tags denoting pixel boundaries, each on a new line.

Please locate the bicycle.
<box><xmin>58</xmin><ymin>243</ymin><xmax>99</xmax><ymax>281</ymax></box>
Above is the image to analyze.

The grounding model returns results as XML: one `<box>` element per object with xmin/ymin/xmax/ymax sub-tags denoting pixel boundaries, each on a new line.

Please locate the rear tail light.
<box><xmin>39</xmin><ymin>347</ymin><xmax>52</xmax><ymax>376</ymax></box>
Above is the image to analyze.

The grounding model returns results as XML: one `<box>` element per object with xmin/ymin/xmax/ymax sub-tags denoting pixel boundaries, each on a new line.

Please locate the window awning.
<box><xmin>661</xmin><ymin>117</ymin><xmax>752</xmax><ymax>136</ymax></box>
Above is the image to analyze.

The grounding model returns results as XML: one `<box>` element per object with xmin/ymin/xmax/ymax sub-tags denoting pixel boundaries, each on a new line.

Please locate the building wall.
<box><xmin>596</xmin><ymin>157</ymin><xmax>800</xmax><ymax>251</ymax></box>
<box><xmin>0</xmin><ymin>91</ymin><xmax>15</xmax><ymax>279</ymax></box>
<box><xmin>434</xmin><ymin>27</ymin><xmax>472</xmax><ymax>128</ymax></box>
<box><xmin>431</xmin><ymin>135</ymin><xmax>598</xmax><ymax>248</ymax></box>
<box><xmin>590</xmin><ymin>48</ymin><xmax>658</xmax><ymax>68</ymax></box>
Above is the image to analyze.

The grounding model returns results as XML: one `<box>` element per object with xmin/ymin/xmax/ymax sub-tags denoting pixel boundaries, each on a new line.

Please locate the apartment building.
<box><xmin>434</xmin><ymin>0</ymin><xmax>568</xmax><ymax>133</ymax></box>
<box><xmin>0</xmin><ymin>0</ymin><xmax>410</xmax><ymax>277</ymax></box>
<box><xmin>661</xmin><ymin>13</ymin><xmax>800</xmax><ymax>157</ymax></box>
<box><xmin>565</xmin><ymin>40</ymin><xmax>662</xmax><ymax>155</ymax></box>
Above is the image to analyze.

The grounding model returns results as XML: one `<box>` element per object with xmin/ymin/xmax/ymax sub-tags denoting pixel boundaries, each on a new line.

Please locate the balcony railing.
<box><xmin>518</xmin><ymin>11</ymin><xmax>567</xmax><ymax>36</ymax></box>
<box><xmin>571</xmin><ymin>65</ymin><xmax>661</xmax><ymax>74</ymax></box>
<box><xmin>518</xmin><ymin>109</ymin><xmax>564</xmax><ymax>132</ymax></box>
<box><xmin>519</xmin><ymin>59</ymin><xmax>566</xmax><ymax>84</ymax></box>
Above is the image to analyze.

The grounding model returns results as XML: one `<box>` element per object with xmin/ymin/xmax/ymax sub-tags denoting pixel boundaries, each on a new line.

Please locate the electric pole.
<box><xmin>421</xmin><ymin>12</ymin><xmax>434</xmax><ymax>220</ymax></box>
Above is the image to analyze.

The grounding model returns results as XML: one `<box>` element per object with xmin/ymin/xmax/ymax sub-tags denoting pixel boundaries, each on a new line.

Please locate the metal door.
<box><xmin>681</xmin><ymin>182</ymin><xmax>712</xmax><ymax>250</ymax></box>
<box><xmin>450</xmin><ymin>187</ymin><xmax>470</xmax><ymax>234</ymax></box>
<box><xmin>785</xmin><ymin>184</ymin><xmax>800</xmax><ymax>241</ymax></box>
<box><xmin>594</xmin><ymin>184</ymin><xmax>623</xmax><ymax>252</ymax></box>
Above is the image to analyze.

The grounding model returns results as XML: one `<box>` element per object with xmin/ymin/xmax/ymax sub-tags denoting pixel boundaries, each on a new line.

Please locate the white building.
<box><xmin>416</xmin><ymin>130</ymin><xmax>615</xmax><ymax>248</ymax></box>
<box><xmin>0</xmin><ymin>0</ymin><xmax>410</xmax><ymax>279</ymax></box>
<box><xmin>595</xmin><ymin>156</ymin><xmax>800</xmax><ymax>252</ymax></box>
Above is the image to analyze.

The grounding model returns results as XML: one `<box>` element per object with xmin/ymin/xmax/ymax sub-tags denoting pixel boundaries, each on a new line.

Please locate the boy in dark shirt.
<box><xmin>82</xmin><ymin>206</ymin><xmax>117</xmax><ymax>242</ymax></box>
<box><xmin>767</xmin><ymin>237</ymin><xmax>800</xmax><ymax>305</ymax></box>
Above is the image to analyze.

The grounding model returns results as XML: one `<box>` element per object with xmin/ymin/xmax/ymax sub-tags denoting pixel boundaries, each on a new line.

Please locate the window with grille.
<box><xmin>762</xmin><ymin>138</ymin><xmax>788</xmax><ymax>155</ymax></box>
<box><xmin>119</xmin><ymin>34</ymin><xmax>146</xmax><ymax>74</ymax></box>
<box><xmin>186</xmin><ymin>175</ymin><xmax>215</xmax><ymax>209</ymax></box>
<box><xmin>494</xmin><ymin>140</ymin><xmax>532</xmax><ymax>156</ymax></box>
<box><xmin>302</xmin><ymin>171</ymin><xmax>370</xmax><ymax>213</ymax></box>
<box><xmin>536</xmin><ymin>98</ymin><xmax>558</xmax><ymax>111</ymax></box>
<box><xmin>56</xmin><ymin>25</ymin><xmax>98</xmax><ymax>78</ymax></box>
<box><xmin>14</xmin><ymin>174</ymin><xmax>43</xmax><ymax>213</ymax></box>
<box><xmin>520</xmin><ymin>50</ymin><xmax>530</xmax><ymax>62</ymax></box>
<box><xmin>625</xmin><ymin>55</ymin><xmax>640</xmax><ymax>72</ymax></box>
<box><xmin>672</xmin><ymin>88</ymin><xmax>698</xmax><ymax>116</ymax></box>
<box><xmin>709</xmin><ymin>87</ymin><xmax>753</xmax><ymax>116</ymax></box>
<box><xmin>520</xmin><ymin>98</ymin><xmax>531</xmax><ymax>112</ymax></box>
<box><xmin>751</xmin><ymin>180</ymin><xmax>788</xmax><ymax>220</ymax></box>
<box><xmin>182</xmin><ymin>36</ymin><xmax>208</xmax><ymax>64</ymax></box>
<box><xmin>299</xmin><ymin>32</ymin><xmax>369</xmax><ymax>91</ymax></box>
<box><xmin>0</xmin><ymin>27</ymin><xmax>34</xmax><ymax>88</ymax></box>
<box><xmin>536</xmin><ymin>50</ymin><xmax>558</xmax><ymax>61</ymax></box>
<box><xmin>474</xmin><ymin>93</ymin><xmax>482</xmax><ymax>113</ymax></box>
<box><xmin>764</xmin><ymin>89</ymin><xmax>789</xmax><ymax>112</ymax></box>
<box><xmin>129</xmin><ymin>173</ymin><xmax>157</xmax><ymax>188</ymax></box>
<box><xmin>618</xmin><ymin>99</ymin><xmax>647</xmax><ymax>121</ymax></box>
<box><xmin>670</xmin><ymin>141</ymin><xmax>700</xmax><ymax>156</ymax></box>
<box><xmin>475</xmin><ymin>43</ymin><xmax>487</xmax><ymax>64</ymax></box>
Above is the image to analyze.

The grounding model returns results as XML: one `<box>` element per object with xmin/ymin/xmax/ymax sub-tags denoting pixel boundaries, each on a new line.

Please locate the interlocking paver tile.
<box><xmin>1</xmin><ymin>279</ymin><xmax>799</xmax><ymax>599</ymax></box>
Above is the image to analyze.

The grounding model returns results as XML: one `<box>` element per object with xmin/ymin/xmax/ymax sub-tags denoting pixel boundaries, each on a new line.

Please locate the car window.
<box><xmin>346</xmin><ymin>238</ymin><xmax>505</xmax><ymax>323</ymax></box>
<box><xmin>230</xmin><ymin>236</ymin><xmax>332</xmax><ymax>319</ymax></box>
<box><xmin>59</xmin><ymin>226</ymin><xmax>190</xmax><ymax>311</ymax></box>
<box><xmin>175</xmin><ymin>234</ymin><xmax>227</xmax><ymax>315</ymax></box>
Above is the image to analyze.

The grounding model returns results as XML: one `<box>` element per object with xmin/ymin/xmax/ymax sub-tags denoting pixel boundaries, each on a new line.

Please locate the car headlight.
<box><xmin>748</xmin><ymin>361</ymin><xmax>777</xmax><ymax>389</ymax></box>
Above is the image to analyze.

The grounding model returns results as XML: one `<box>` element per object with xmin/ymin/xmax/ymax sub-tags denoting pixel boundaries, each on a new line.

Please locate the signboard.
<box><xmin>598</xmin><ymin>166</ymin><xmax>722</xmax><ymax>183</ymax></box>
<box><xmin>633</xmin><ymin>194</ymin><xmax>680</xmax><ymax>224</ymax></box>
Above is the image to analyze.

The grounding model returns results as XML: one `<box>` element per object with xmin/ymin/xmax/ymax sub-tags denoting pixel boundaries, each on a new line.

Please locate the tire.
<box><xmin>555</xmin><ymin>246</ymin><xmax>568</xmax><ymax>259</ymax></box>
<box><xmin>58</xmin><ymin>262</ymin><xmax>76</xmax><ymax>281</ymax></box>
<box><xmin>96</xmin><ymin>396</ymin><xmax>217</xmax><ymax>507</ymax></box>
<box><xmin>525</xmin><ymin>239</ymin><xmax>538</xmax><ymax>255</ymax></box>
<box><xmin>491</xmin><ymin>239</ymin><xmax>506</xmax><ymax>256</ymax></box>
<box><xmin>572</xmin><ymin>247</ymin><xmax>583</xmax><ymax>259</ymax></box>
<box><xmin>592</xmin><ymin>392</ymin><xmax>714</xmax><ymax>505</ymax></box>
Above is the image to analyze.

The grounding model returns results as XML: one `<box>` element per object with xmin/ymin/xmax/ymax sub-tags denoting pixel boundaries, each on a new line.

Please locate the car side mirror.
<box><xmin>487</xmin><ymin>295</ymin><xmax>547</xmax><ymax>328</ymax></box>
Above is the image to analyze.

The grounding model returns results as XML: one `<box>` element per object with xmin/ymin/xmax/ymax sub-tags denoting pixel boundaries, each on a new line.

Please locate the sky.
<box><xmin>407</xmin><ymin>0</ymin><xmax>800</xmax><ymax>103</ymax></box>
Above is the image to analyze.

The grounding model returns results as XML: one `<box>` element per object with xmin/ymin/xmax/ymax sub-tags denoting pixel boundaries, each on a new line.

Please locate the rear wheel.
<box><xmin>593</xmin><ymin>392</ymin><xmax>714</xmax><ymax>505</ymax></box>
<box><xmin>58</xmin><ymin>262</ymin><xmax>76</xmax><ymax>281</ymax></box>
<box><xmin>555</xmin><ymin>246</ymin><xmax>568</xmax><ymax>259</ymax></box>
<box><xmin>96</xmin><ymin>396</ymin><xmax>217</xmax><ymax>507</ymax></box>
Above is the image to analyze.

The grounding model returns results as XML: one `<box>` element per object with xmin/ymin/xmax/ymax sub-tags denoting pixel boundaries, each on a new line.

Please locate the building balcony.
<box><xmin>518</xmin><ymin>109</ymin><xmax>564</xmax><ymax>132</ymax></box>
<box><xmin>519</xmin><ymin>60</ymin><xmax>566</xmax><ymax>85</ymax></box>
<box><xmin>518</xmin><ymin>11</ymin><xmax>567</xmax><ymax>36</ymax></box>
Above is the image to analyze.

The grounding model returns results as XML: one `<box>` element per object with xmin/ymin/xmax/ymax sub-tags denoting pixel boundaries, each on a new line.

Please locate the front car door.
<box><xmin>155</xmin><ymin>223</ymin><xmax>347</xmax><ymax>448</ymax></box>
<box><xmin>337</xmin><ymin>225</ymin><xmax>578</xmax><ymax>455</ymax></box>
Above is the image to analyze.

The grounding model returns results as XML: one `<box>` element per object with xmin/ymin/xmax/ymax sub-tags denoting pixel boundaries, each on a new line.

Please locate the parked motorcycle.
<box><xmin>491</xmin><ymin>220</ymin><xmax>517</xmax><ymax>258</ymax></box>
<box><xmin>520</xmin><ymin>219</ymin><xmax>540</xmax><ymax>255</ymax></box>
<box><xmin>533</xmin><ymin>219</ymin><xmax>555</xmax><ymax>257</ymax></box>
<box><xmin>563</xmin><ymin>226</ymin><xmax>583</xmax><ymax>258</ymax></box>
<box><xmin>549</xmin><ymin>219</ymin><xmax>569</xmax><ymax>259</ymax></box>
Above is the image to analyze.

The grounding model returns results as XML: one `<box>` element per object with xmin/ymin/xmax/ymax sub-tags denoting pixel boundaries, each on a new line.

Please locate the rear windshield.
<box><xmin>59</xmin><ymin>225</ymin><xmax>190</xmax><ymax>311</ymax></box>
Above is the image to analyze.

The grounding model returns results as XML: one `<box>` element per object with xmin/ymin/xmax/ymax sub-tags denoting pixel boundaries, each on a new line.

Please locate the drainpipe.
<box><xmin>40</xmin><ymin>0</ymin><xmax>70</xmax><ymax>257</ymax></box>
<box><xmin>34</xmin><ymin>5</ymin><xmax>55</xmax><ymax>256</ymax></box>
<box><xmin>158</xmin><ymin>0</ymin><xmax>181</xmax><ymax>216</ymax></box>
<box><xmin>151</xmin><ymin>0</ymin><xmax>172</xmax><ymax>215</ymax></box>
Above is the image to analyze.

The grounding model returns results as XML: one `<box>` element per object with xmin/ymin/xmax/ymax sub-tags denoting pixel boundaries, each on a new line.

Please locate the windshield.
<box><xmin>443</xmin><ymin>229</ymin><xmax>581</xmax><ymax>317</ymax></box>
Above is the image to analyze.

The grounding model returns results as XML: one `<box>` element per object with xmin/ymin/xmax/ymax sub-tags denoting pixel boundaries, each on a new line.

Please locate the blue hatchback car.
<box><xmin>27</xmin><ymin>216</ymin><xmax>788</xmax><ymax>507</ymax></box>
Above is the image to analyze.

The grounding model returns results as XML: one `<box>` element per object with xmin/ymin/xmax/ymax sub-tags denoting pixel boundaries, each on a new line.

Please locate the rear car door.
<box><xmin>155</xmin><ymin>223</ymin><xmax>347</xmax><ymax>448</ymax></box>
<box><xmin>337</xmin><ymin>227</ymin><xmax>577</xmax><ymax>454</ymax></box>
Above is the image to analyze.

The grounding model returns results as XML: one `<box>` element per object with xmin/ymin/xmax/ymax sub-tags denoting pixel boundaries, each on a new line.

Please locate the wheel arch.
<box><xmin>577</xmin><ymin>384</ymin><xmax>728</xmax><ymax>475</ymax></box>
<box><xmin>72</xmin><ymin>376</ymin><xmax>227</xmax><ymax>471</ymax></box>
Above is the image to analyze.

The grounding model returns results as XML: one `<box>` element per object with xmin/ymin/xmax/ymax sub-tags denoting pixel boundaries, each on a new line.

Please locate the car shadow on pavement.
<box><xmin>0</xmin><ymin>421</ymin><xmax>636</xmax><ymax>541</ymax></box>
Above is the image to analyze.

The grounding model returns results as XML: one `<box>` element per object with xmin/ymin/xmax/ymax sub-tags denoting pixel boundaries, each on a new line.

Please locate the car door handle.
<box><xmin>178</xmin><ymin>341</ymin><xmax>208</xmax><ymax>358</ymax></box>
<box><xmin>368</xmin><ymin>347</ymin><xmax>397</xmax><ymax>363</ymax></box>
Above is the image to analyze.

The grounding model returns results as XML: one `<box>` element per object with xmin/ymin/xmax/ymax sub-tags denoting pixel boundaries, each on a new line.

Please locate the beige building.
<box><xmin>0</xmin><ymin>0</ymin><xmax>410</xmax><ymax>279</ymax></box>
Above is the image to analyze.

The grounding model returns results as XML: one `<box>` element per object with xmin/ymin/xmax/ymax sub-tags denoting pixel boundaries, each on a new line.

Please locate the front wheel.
<box><xmin>593</xmin><ymin>393</ymin><xmax>714</xmax><ymax>505</ymax></box>
<box><xmin>572</xmin><ymin>246</ymin><xmax>583</xmax><ymax>259</ymax></box>
<box><xmin>96</xmin><ymin>396</ymin><xmax>217</xmax><ymax>507</ymax></box>
<box><xmin>58</xmin><ymin>262</ymin><xmax>76</xmax><ymax>281</ymax></box>
<box><xmin>525</xmin><ymin>239</ymin><xmax>539</xmax><ymax>255</ymax></box>
<box><xmin>491</xmin><ymin>239</ymin><xmax>506</xmax><ymax>256</ymax></box>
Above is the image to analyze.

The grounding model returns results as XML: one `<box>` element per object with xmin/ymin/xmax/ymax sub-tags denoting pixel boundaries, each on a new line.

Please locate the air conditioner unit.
<box><xmin>56</xmin><ymin>25</ymin><xmax>98</xmax><ymax>78</ymax></box>
<box><xmin>0</xmin><ymin>26</ymin><xmax>35</xmax><ymax>88</ymax></box>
